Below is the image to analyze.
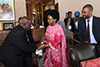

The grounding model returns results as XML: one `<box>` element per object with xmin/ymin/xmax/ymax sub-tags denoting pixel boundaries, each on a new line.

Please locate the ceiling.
<box><xmin>41</xmin><ymin>0</ymin><xmax>53</xmax><ymax>4</ymax></box>
<box><xmin>26</xmin><ymin>0</ymin><xmax>54</xmax><ymax>4</ymax></box>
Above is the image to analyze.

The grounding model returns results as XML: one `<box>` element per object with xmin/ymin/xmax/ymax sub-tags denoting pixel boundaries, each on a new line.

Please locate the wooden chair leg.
<box><xmin>70</xmin><ymin>40</ymin><xmax>73</xmax><ymax>46</ymax></box>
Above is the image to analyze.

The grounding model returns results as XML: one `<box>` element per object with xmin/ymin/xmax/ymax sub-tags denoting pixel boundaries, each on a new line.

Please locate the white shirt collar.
<box><xmin>86</xmin><ymin>16</ymin><xmax>93</xmax><ymax>22</ymax></box>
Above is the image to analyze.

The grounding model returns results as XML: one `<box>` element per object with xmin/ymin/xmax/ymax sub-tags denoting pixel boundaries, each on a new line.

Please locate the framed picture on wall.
<box><xmin>3</xmin><ymin>23</ymin><xmax>14</xmax><ymax>30</ymax></box>
<box><xmin>0</xmin><ymin>0</ymin><xmax>15</xmax><ymax>20</ymax></box>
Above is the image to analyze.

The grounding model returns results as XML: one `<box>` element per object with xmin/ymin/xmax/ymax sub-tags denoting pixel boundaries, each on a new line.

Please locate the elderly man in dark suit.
<box><xmin>0</xmin><ymin>16</ymin><xmax>38</xmax><ymax>67</ymax></box>
<box><xmin>78</xmin><ymin>4</ymin><xmax>100</xmax><ymax>44</ymax></box>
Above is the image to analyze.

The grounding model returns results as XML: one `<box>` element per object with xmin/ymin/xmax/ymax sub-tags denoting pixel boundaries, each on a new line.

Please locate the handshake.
<box><xmin>36</xmin><ymin>42</ymin><xmax>49</xmax><ymax>50</ymax></box>
<box><xmin>35</xmin><ymin>42</ymin><xmax>49</xmax><ymax>56</ymax></box>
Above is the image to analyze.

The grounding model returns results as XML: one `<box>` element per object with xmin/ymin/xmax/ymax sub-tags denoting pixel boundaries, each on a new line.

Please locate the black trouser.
<box><xmin>24</xmin><ymin>53</ymin><xmax>33</xmax><ymax>67</ymax></box>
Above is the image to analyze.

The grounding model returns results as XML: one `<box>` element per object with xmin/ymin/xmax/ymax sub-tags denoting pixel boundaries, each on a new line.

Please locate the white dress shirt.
<box><xmin>86</xmin><ymin>16</ymin><xmax>97</xmax><ymax>43</ymax></box>
<box><xmin>66</xmin><ymin>18</ymin><xmax>71</xmax><ymax>30</ymax></box>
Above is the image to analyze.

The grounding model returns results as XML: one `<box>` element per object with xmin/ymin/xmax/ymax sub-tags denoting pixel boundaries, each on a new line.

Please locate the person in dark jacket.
<box><xmin>78</xmin><ymin>4</ymin><xmax>100</xmax><ymax>44</ymax></box>
<box><xmin>64</xmin><ymin>11</ymin><xmax>75</xmax><ymax>33</ymax></box>
<box><xmin>0</xmin><ymin>16</ymin><xmax>37</xmax><ymax>67</ymax></box>
<box><xmin>64</xmin><ymin>11</ymin><xmax>75</xmax><ymax>46</ymax></box>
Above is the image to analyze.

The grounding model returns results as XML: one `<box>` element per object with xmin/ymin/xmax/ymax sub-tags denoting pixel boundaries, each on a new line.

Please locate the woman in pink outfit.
<box><xmin>38</xmin><ymin>10</ymin><xmax>67</xmax><ymax>67</ymax></box>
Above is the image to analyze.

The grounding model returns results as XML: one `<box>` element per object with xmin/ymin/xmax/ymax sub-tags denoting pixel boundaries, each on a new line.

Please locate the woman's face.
<box><xmin>2</xmin><ymin>4</ymin><xmax>8</xmax><ymax>12</ymax></box>
<box><xmin>47</xmin><ymin>15</ymin><xmax>56</xmax><ymax>26</ymax></box>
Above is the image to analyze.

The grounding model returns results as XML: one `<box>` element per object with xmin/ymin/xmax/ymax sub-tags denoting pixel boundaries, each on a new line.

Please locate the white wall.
<box><xmin>15</xmin><ymin>0</ymin><xmax>26</xmax><ymax>21</ymax></box>
<box><xmin>55</xmin><ymin>0</ymin><xmax>58</xmax><ymax>4</ymax></box>
<box><xmin>56</xmin><ymin>0</ymin><xmax>100</xmax><ymax>21</ymax></box>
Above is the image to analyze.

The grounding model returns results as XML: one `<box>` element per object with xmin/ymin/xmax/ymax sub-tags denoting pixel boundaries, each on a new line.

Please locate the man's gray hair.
<box><xmin>19</xmin><ymin>16</ymin><xmax>30</xmax><ymax>26</ymax></box>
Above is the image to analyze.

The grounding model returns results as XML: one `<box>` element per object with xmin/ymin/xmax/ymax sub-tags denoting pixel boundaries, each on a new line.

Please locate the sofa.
<box><xmin>67</xmin><ymin>43</ymin><xmax>100</xmax><ymax>67</ymax></box>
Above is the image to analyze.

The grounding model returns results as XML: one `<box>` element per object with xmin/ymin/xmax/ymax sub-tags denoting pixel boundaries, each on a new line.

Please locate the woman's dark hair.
<box><xmin>48</xmin><ymin>9</ymin><xmax>60</xmax><ymax>23</ymax></box>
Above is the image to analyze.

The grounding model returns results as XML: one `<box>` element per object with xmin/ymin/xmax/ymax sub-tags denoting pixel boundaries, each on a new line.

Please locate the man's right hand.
<box><xmin>84</xmin><ymin>41</ymin><xmax>89</xmax><ymax>43</ymax></box>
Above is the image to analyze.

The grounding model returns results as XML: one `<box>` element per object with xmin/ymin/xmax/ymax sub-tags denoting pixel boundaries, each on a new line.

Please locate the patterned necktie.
<box><xmin>87</xmin><ymin>20</ymin><xmax>90</xmax><ymax>43</ymax></box>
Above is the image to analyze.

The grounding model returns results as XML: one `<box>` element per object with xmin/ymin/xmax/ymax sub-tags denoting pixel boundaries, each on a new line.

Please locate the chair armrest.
<box><xmin>68</xmin><ymin>43</ymin><xmax>96</xmax><ymax>67</ymax></box>
<box><xmin>67</xmin><ymin>37</ymin><xmax>81</xmax><ymax>43</ymax></box>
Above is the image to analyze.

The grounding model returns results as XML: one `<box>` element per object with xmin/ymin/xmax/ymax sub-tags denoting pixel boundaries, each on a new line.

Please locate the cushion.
<box><xmin>80</xmin><ymin>57</ymin><xmax>100</xmax><ymax>67</ymax></box>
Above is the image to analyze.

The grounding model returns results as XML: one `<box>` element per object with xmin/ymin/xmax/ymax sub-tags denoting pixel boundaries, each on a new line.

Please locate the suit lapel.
<box><xmin>92</xmin><ymin>16</ymin><xmax>97</xmax><ymax>41</ymax></box>
<box><xmin>83</xmin><ymin>19</ymin><xmax>87</xmax><ymax>38</ymax></box>
<box><xmin>92</xmin><ymin>16</ymin><xmax>95</xmax><ymax>34</ymax></box>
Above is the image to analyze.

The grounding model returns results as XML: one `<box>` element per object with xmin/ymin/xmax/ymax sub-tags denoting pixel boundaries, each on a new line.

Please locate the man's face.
<box><xmin>82</xmin><ymin>7</ymin><xmax>92</xmax><ymax>19</ymax></box>
<box><xmin>24</xmin><ymin>20</ymin><xmax>32</xmax><ymax>31</ymax></box>
<box><xmin>68</xmin><ymin>13</ymin><xmax>72</xmax><ymax>18</ymax></box>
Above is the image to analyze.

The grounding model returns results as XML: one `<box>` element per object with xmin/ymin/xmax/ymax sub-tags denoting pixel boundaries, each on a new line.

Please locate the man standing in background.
<box><xmin>64</xmin><ymin>11</ymin><xmax>75</xmax><ymax>46</ymax></box>
<box><xmin>64</xmin><ymin>11</ymin><xmax>75</xmax><ymax>33</ymax></box>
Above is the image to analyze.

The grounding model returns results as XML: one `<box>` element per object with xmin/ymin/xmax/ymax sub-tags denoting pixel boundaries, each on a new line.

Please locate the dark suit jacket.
<box><xmin>64</xmin><ymin>18</ymin><xmax>75</xmax><ymax>32</ymax></box>
<box><xmin>78</xmin><ymin>16</ymin><xmax>100</xmax><ymax>44</ymax></box>
<box><xmin>0</xmin><ymin>25</ymin><xmax>37</xmax><ymax>67</ymax></box>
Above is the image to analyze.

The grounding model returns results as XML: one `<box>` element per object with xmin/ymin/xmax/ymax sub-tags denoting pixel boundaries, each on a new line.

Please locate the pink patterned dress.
<box><xmin>43</xmin><ymin>24</ymin><xmax>67</xmax><ymax>67</ymax></box>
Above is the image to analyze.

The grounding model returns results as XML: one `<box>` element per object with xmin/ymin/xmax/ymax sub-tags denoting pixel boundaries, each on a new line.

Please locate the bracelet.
<box><xmin>45</xmin><ymin>45</ymin><xmax>47</xmax><ymax>48</ymax></box>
